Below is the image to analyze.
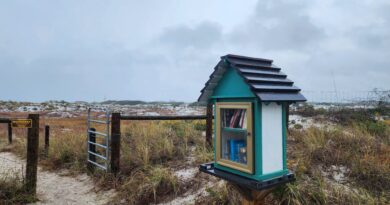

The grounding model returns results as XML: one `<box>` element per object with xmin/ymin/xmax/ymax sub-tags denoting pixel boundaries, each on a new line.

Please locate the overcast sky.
<box><xmin>0</xmin><ymin>0</ymin><xmax>389</xmax><ymax>102</ymax></box>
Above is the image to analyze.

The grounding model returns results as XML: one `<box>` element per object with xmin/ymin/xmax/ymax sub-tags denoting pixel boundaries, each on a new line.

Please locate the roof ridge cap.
<box><xmin>223</xmin><ymin>54</ymin><xmax>273</xmax><ymax>64</ymax></box>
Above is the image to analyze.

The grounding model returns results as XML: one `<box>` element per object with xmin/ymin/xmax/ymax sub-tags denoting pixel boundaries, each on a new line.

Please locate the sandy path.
<box><xmin>0</xmin><ymin>152</ymin><xmax>115</xmax><ymax>205</ymax></box>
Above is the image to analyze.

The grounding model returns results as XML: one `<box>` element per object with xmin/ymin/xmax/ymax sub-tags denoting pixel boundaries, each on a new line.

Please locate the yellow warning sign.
<box><xmin>11</xmin><ymin>119</ymin><xmax>32</xmax><ymax>128</ymax></box>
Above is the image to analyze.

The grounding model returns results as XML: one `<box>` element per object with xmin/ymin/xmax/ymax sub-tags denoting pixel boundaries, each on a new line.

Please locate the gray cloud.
<box><xmin>225</xmin><ymin>0</ymin><xmax>390</xmax><ymax>95</ymax></box>
<box><xmin>230</xmin><ymin>0</ymin><xmax>325</xmax><ymax>50</ymax></box>
<box><xmin>0</xmin><ymin>0</ymin><xmax>389</xmax><ymax>102</ymax></box>
<box><xmin>158</xmin><ymin>22</ymin><xmax>223</xmax><ymax>50</ymax></box>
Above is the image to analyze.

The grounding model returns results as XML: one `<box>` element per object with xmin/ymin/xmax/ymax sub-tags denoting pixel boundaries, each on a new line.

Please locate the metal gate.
<box><xmin>87</xmin><ymin>108</ymin><xmax>110</xmax><ymax>171</ymax></box>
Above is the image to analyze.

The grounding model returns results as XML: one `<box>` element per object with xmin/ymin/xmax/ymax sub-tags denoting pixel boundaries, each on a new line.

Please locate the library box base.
<box><xmin>199</xmin><ymin>162</ymin><xmax>295</xmax><ymax>191</ymax></box>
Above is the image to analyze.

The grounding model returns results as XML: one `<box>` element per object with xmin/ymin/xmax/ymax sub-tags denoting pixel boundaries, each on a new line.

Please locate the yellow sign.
<box><xmin>11</xmin><ymin>119</ymin><xmax>32</xmax><ymax>128</ymax></box>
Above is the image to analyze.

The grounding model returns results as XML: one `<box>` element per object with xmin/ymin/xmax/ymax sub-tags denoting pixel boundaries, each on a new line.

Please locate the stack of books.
<box><xmin>227</xmin><ymin>139</ymin><xmax>247</xmax><ymax>164</ymax></box>
<box><xmin>222</xmin><ymin>109</ymin><xmax>247</xmax><ymax>129</ymax></box>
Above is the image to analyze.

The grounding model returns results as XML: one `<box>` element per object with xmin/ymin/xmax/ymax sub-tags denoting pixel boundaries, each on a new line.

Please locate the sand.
<box><xmin>0</xmin><ymin>152</ymin><xmax>115</xmax><ymax>205</ymax></box>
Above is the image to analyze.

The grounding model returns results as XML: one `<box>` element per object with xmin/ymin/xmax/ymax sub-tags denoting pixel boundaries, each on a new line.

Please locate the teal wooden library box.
<box><xmin>198</xmin><ymin>54</ymin><xmax>306</xmax><ymax>189</ymax></box>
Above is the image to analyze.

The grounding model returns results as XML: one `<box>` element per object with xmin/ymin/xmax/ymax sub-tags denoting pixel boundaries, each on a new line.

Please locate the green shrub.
<box><xmin>293</xmin><ymin>103</ymin><xmax>327</xmax><ymax>117</ymax></box>
<box><xmin>294</xmin><ymin>124</ymin><xmax>303</xmax><ymax>130</ymax></box>
<box><xmin>362</xmin><ymin>121</ymin><xmax>389</xmax><ymax>139</ymax></box>
<box><xmin>193</xmin><ymin>120</ymin><xmax>207</xmax><ymax>131</ymax></box>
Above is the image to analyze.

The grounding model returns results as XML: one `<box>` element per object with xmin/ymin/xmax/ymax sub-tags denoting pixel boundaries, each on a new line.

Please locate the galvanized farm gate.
<box><xmin>87</xmin><ymin>108</ymin><xmax>110</xmax><ymax>171</ymax></box>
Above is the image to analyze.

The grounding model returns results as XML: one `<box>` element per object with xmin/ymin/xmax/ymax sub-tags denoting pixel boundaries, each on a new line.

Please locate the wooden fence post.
<box><xmin>8</xmin><ymin>122</ymin><xmax>12</xmax><ymax>144</ymax></box>
<box><xmin>44</xmin><ymin>125</ymin><xmax>50</xmax><ymax>157</ymax></box>
<box><xmin>25</xmin><ymin>114</ymin><xmax>39</xmax><ymax>195</ymax></box>
<box><xmin>111</xmin><ymin>113</ymin><xmax>121</xmax><ymax>174</ymax></box>
<box><xmin>87</xmin><ymin>128</ymin><xmax>96</xmax><ymax>171</ymax></box>
<box><xmin>206</xmin><ymin>103</ymin><xmax>213</xmax><ymax>147</ymax></box>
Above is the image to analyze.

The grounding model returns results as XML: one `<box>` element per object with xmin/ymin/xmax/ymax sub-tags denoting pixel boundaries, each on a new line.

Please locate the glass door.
<box><xmin>216</xmin><ymin>102</ymin><xmax>253</xmax><ymax>174</ymax></box>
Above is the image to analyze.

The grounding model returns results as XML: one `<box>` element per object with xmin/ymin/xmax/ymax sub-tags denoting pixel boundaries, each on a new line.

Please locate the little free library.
<box><xmin>198</xmin><ymin>54</ymin><xmax>306</xmax><ymax>190</ymax></box>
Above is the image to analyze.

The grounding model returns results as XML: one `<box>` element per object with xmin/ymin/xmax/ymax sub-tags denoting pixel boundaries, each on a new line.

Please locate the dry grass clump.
<box><xmin>0</xmin><ymin>174</ymin><xmax>37</xmax><ymax>204</ymax></box>
<box><xmin>281</xmin><ymin>123</ymin><xmax>390</xmax><ymax>204</ymax></box>
<box><xmin>198</xmin><ymin>183</ymin><xmax>230</xmax><ymax>205</ymax></box>
<box><xmin>42</xmin><ymin>133</ymin><xmax>86</xmax><ymax>171</ymax></box>
<box><xmin>112</xmin><ymin>166</ymin><xmax>179</xmax><ymax>204</ymax></box>
<box><xmin>111</xmin><ymin>120</ymin><xmax>204</xmax><ymax>204</ymax></box>
<box><xmin>274</xmin><ymin>173</ymin><xmax>381</xmax><ymax>205</ymax></box>
<box><xmin>122</xmin><ymin>121</ymin><xmax>179</xmax><ymax>168</ymax></box>
<box><xmin>194</xmin><ymin>181</ymin><xmax>245</xmax><ymax>205</ymax></box>
<box><xmin>194</xmin><ymin>143</ymin><xmax>213</xmax><ymax>163</ymax></box>
<box><xmin>7</xmin><ymin>137</ymin><xmax>27</xmax><ymax>157</ymax></box>
<box><xmin>0</xmin><ymin>128</ymin><xmax>36</xmax><ymax>204</ymax></box>
<box><xmin>0</xmin><ymin>136</ymin><xmax>8</xmax><ymax>152</ymax></box>
<box><xmin>121</xmin><ymin>120</ymin><xmax>203</xmax><ymax>171</ymax></box>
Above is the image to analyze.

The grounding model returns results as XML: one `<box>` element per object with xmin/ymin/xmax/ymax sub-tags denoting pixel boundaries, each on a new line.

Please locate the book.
<box><xmin>229</xmin><ymin>139</ymin><xmax>246</xmax><ymax>163</ymax></box>
<box><xmin>243</xmin><ymin>112</ymin><xmax>247</xmax><ymax>129</ymax></box>
<box><xmin>239</xmin><ymin>110</ymin><xmax>246</xmax><ymax>128</ymax></box>
<box><xmin>229</xmin><ymin>110</ymin><xmax>236</xmax><ymax>128</ymax></box>
<box><xmin>222</xmin><ymin>109</ymin><xmax>248</xmax><ymax>129</ymax></box>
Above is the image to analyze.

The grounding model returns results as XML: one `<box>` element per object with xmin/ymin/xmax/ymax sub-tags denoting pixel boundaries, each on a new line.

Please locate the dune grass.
<box><xmin>111</xmin><ymin>120</ymin><xmax>206</xmax><ymax>204</ymax></box>
<box><xmin>0</xmin><ymin>175</ymin><xmax>37</xmax><ymax>204</ymax></box>
<box><xmin>274</xmin><ymin>121</ymin><xmax>390</xmax><ymax>205</ymax></box>
<box><xmin>7</xmin><ymin>117</ymin><xmax>207</xmax><ymax>204</ymax></box>
<box><xmin>0</xmin><ymin>136</ymin><xmax>37</xmax><ymax>204</ymax></box>
<box><xmin>195</xmin><ymin>113</ymin><xmax>390</xmax><ymax>204</ymax></box>
<box><xmin>3</xmin><ymin>109</ymin><xmax>389</xmax><ymax>204</ymax></box>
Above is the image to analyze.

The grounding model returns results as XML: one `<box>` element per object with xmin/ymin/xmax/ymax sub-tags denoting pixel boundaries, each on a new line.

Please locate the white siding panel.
<box><xmin>262</xmin><ymin>103</ymin><xmax>283</xmax><ymax>174</ymax></box>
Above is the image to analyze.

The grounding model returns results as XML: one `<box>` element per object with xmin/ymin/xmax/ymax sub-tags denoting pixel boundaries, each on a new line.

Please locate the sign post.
<box><xmin>25</xmin><ymin>114</ymin><xmax>39</xmax><ymax>196</ymax></box>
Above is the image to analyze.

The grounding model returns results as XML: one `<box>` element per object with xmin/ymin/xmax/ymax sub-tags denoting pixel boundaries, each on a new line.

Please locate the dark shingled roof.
<box><xmin>198</xmin><ymin>54</ymin><xmax>306</xmax><ymax>102</ymax></box>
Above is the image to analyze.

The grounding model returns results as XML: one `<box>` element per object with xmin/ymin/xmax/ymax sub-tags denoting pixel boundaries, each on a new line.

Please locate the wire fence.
<box><xmin>0</xmin><ymin>153</ymin><xmax>25</xmax><ymax>183</ymax></box>
<box><xmin>302</xmin><ymin>90</ymin><xmax>390</xmax><ymax>104</ymax></box>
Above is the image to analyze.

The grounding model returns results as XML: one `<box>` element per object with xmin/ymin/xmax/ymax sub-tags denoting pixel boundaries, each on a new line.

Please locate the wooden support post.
<box><xmin>206</xmin><ymin>103</ymin><xmax>213</xmax><ymax>147</ymax></box>
<box><xmin>110</xmin><ymin>113</ymin><xmax>121</xmax><ymax>174</ymax></box>
<box><xmin>241</xmin><ymin>189</ymin><xmax>273</xmax><ymax>205</ymax></box>
<box><xmin>228</xmin><ymin>183</ymin><xmax>274</xmax><ymax>205</ymax></box>
<box><xmin>87</xmin><ymin>128</ymin><xmax>96</xmax><ymax>171</ymax></box>
<box><xmin>25</xmin><ymin>114</ymin><xmax>39</xmax><ymax>195</ymax></box>
<box><xmin>8</xmin><ymin>122</ymin><xmax>12</xmax><ymax>144</ymax></box>
<box><xmin>44</xmin><ymin>125</ymin><xmax>50</xmax><ymax>157</ymax></box>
